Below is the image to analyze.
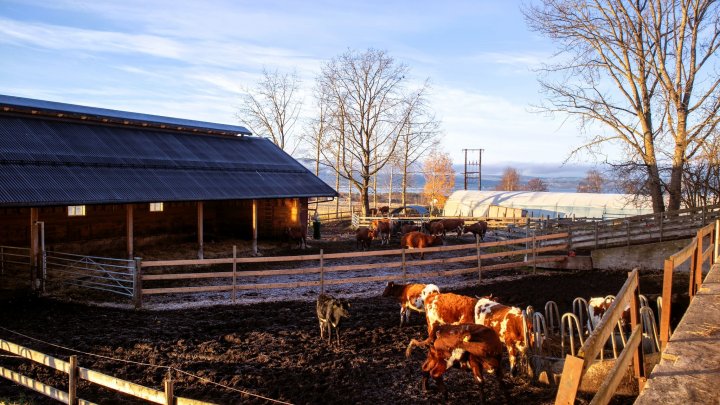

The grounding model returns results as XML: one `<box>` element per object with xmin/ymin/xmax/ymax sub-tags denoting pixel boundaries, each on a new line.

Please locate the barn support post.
<box><xmin>30</xmin><ymin>207</ymin><xmax>38</xmax><ymax>291</ymax></box>
<box><xmin>68</xmin><ymin>355</ymin><xmax>78</xmax><ymax>405</ymax></box>
<box><xmin>164</xmin><ymin>377</ymin><xmax>174</xmax><ymax>405</ymax></box>
<box><xmin>232</xmin><ymin>245</ymin><xmax>237</xmax><ymax>303</ymax></box>
<box><xmin>133</xmin><ymin>257</ymin><xmax>143</xmax><ymax>309</ymax></box>
<box><xmin>197</xmin><ymin>201</ymin><xmax>204</xmax><ymax>260</ymax></box>
<box><xmin>320</xmin><ymin>249</ymin><xmax>325</xmax><ymax>294</ymax></box>
<box><xmin>37</xmin><ymin>221</ymin><xmax>45</xmax><ymax>293</ymax></box>
<box><xmin>252</xmin><ymin>199</ymin><xmax>258</xmax><ymax>256</ymax></box>
<box><xmin>1</xmin><ymin>246</ymin><xmax>4</xmax><ymax>275</ymax></box>
<box><xmin>126</xmin><ymin>204</ymin><xmax>134</xmax><ymax>259</ymax></box>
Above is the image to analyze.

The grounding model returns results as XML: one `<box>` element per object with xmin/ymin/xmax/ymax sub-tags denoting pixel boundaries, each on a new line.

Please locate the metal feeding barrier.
<box><xmin>44</xmin><ymin>251</ymin><xmax>136</xmax><ymax>298</ymax></box>
<box><xmin>0</xmin><ymin>245</ymin><xmax>31</xmax><ymax>276</ymax></box>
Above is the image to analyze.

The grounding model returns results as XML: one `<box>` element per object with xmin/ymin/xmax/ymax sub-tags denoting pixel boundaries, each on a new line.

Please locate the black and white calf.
<box><xmin>316</xmin><ymin>294</ymin><xmax>351</xmax><ymax>346</ymax></box>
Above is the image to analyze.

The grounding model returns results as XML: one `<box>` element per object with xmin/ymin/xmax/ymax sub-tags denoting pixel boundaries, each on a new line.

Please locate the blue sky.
<box><xmin>0</xmin><ymin>0</ymin><xmax>611</xmax><ymax>175</ymax></box>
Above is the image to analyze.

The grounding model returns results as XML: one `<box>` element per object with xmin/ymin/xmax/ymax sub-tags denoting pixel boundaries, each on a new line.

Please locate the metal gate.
<box><xmin>44</xmin><ymin>251</ymin><xmax>136</xmax><ymax>299</ymax></box>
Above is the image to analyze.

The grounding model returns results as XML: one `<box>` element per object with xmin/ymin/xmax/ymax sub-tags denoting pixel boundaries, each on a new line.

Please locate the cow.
<box><xmin>423</xmin><ymin>219</ymin><xmax>444</xmax><ymax>236</ymax></box>
<box><xmin>420</xmin><ymin>324</ymin><xmax>506</xmax><ymax>403</ymax></box>
<box><xmin>316</xmin><ymin>293</ymin><xmax>351</xmax><ymax>346</ymax></box>
<box><xmin>378</xmin><ymin>206</ymin><xmax>390</xmax><ymax>216</ymax></box>
<box><xmin>401</xmin><ymin>231</ymin><xmax>443</xmax><ymax>259</ymax></box>
<box><xmin>407</xmin><ymin>292</ymin><xmax>533</xmax><ymax>376</ymax></box>
<box><xmin>440</xmin><ymin>218</ymin><xmax>465</xmax><ymax>238</ymax></box>
<box><xmin>355</xmin><ymin>226</ymin><xmax>376</xmax><ymax>250</ymax></box>
<box><xmin>381</xmin><ymin>282</ymin><xmax>440</xmax><ymax>326</ymax></box>
<box><xmin>285</xmin><ymin>226</ymin><xmax>306</xmax><ymax>249</ymax></box>
<box><xmin>474</xmin><ymin>297</ymin><xmax>533</xmax><ymax>376</ymax></box>
<box><xmin>463</xmin><ymin>221</ymin><xmax>488</xmax><ymax>241</ymax></box>
<box><xmin>587</xmin><ymin>296</ymin><xmax>631</xmax><ymax>332</ymax></box>
<box><xmin>400</xmin><ymin>223</ymin><xmax>421</xmax><ymax>235</ymax></box>
<box><xmin>371</xmin><ymin>219</ymin><xmax>393</xmax><ymax>245</ymax></box>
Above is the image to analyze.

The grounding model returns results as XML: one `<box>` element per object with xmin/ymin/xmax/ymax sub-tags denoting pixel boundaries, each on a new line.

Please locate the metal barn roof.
<box><xmin>0</xmin><ymin>96</ymin><xmax>336</xmax><ymax>207</ymax></box>
<box><xmin>443</xmin><ymin>190</ymin><xmax>653</xmax><ymax>219</ymax></box>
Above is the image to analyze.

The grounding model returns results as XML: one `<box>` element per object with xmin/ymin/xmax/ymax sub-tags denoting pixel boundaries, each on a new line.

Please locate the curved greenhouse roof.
<box><xmin>443</xmin><ymin>190</ymin><xmax>653</xmax><ymax>219</ymax></box>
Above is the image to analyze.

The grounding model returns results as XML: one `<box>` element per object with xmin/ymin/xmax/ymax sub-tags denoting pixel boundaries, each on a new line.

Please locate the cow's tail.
<box><xmin>405</xmin><ymin>337</ymin><xmax>430</xmax><ymax>358</ymax></box>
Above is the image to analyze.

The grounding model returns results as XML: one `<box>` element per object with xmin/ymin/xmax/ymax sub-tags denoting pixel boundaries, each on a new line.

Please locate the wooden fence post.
<box><xmin>401</xmin><ymin>247</ymin><xmax>407</xmax><ymax>283</ymax></box>
<box><xmin>629</xmin><ymin>271</ymin><xmax>646</xmax><ymax>391</ymax></box>
<box><xmin>715</xmin><ymin>219</ymin><xmax>719</xmax><ymax>262</ymax></box>
<box><xmin>476</xmin><ymin>234</ymin><xmax>482</xmax><ymax>282</ymax></box>
<box><xmin>133</xmin><ymin>257</ymin><xmax>142</xmax><ymax>309</ymax></box>
<box><xmin>68</xmin><ymin>355</ymin><xmax>78</xmax><ymax>405</ymax></box>
<box><xmin>659</xmin><ymin>258</ymin><xmax>674</xmax><ymax>351</ymax></box>
<box><xmin>232</xmin><ymin>245</ymin><xmax>237</xmax><ymax>303</ymax></box>
<box><xmin>532</xmin><ymin>231</ymin><xmax>537</xmax><ymax>274</ymax></box>
<box><xmin>164</xmin><ymin>377</ymin><xmax>174</xmax><ymax>405</ymax></box>
<box><xmin>594</xmin><ymin>222</ymin><xmax>599</xmax><ymax>249</ymax></box>
<box><xmin>659</xmin><ymin>214</ymin><xmax>664</xmax><ymax>242</ymax></box>
<box><xmin>1</xmin><ymin>246</ymin><xmax>4</xmax><ymax>275</ymax></box>
<box><xmin>320</xmin><ymin>249</ymin><xmax>325</xmax><ymax>294</ymax></box>
<box><xmin>692</xmin><ymin>230</ymin><xmax>704</xmax><ymax>298</ymax></box>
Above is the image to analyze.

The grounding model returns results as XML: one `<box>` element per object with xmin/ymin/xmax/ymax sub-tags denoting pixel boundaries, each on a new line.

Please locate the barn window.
<box><xmin>68</xmin><ymin>205</ymin><xmax>86</xmax><ymax>216</ymax></box>
<box><xmin>149</xmin><ymin>202</ymin><xmax>164</xmax><ymax>212</ymax></box>
<box><xmin>291</xmin><ymin>199</ymin><xmax>298</xmax><ymax>222</ymax></box>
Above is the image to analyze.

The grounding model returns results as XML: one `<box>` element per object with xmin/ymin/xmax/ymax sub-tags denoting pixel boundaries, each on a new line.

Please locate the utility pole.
<box><xmin>463</xmin><ymin>149</ymin><xmax>484</xmax><ymax>190</ymax></box>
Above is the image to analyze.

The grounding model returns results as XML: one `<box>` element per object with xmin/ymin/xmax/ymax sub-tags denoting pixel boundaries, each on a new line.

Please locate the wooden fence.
<box><xmin>0</xmin><ymin>337</ymin><xmax>213</xmax><ymax>405</ymax></box>
<box><xmin>134</xmin><ymin>232</ymin><xmax>570</xmax><ymax>308</ymax></box>
<box><xmin>659</xmin><ymin>219</ymin><xmax>719</xmax><ymax>350</ymax></box>
<box><xmin>555</xmin><ymin>269</ymin><xmax>646</xmax><ymax>405</ymax></box>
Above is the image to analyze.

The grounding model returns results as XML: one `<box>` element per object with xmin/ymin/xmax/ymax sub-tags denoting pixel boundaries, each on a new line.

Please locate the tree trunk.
<box><xmin>645</xmin><ymin>163</ymin><xmax>665</xmax><ymax>213</ymax></box>
<box><xmin>361</xmin><ymin>176</ymin><xmax>371</xmax><ymax>216</ymax></box>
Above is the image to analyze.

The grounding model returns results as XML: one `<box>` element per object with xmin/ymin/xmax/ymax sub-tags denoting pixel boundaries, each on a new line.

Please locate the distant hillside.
<box><xmin>297</xmin><ymin>158</ymin><xmax>600</xmax><ymax>193</ymax></box>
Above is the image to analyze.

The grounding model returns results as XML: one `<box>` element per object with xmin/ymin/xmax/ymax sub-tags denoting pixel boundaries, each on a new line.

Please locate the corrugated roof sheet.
<box><xmin>0</xmin><ymin>94</ymin><xmax>251</xmax><ymax>135</ymax></box>
<box><xmin>0</xmin><ymin>112</ymin><xmax>336</xmax><ymax>207</ymax></box>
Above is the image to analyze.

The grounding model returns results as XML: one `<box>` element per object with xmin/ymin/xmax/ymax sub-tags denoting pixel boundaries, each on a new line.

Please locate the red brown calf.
<box><xmin>400</xmin><ymin>231</ymin><xmax>442</xmax><ymax>259</ymax></box>
<box><xmin>421</xmin><ymin>324</ymin><xmax>506</xmax><ymax>403</ymax></box>
<box><xmin>285</xmin><ymin>227</ymin><xmax>306</xmax><ymax>249</ymax></box>
<box><xmin>440</xmin><ymin>218</ymin><xmax>465</xmax><ymax>238</ymax></box>
<box><xmin>463</xmin><ymin>221</ymin><xmax>488</xmax><ymax>241</ymax></box>
<box><xmin>355</xmin><ymin>226</ymin><xmax>376</xmax><ymax>250</ymax></box>
<box><xmin>371</xmin><ymin>219</ymin><xmax>392</xmax><ymax>245</ymax></box>
<box><xmin>381</xmin><ymin>282</ymin><xmax>440</xmax><ymax>326</ymax></box>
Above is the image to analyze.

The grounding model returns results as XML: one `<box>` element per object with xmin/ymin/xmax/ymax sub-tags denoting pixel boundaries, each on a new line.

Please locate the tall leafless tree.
<box><xmin>526</xmin><ymin>177</ymin><xmax>549</xmax><ymax>191</ymax></box>
<box><xmin>577</xmin><ymin>170</ymin><xmax>605</xmax><ymax>193</ymax></box>
<box><xmin>525</xmin><ymin>0</ymin><xmax>720</xmax><ymax>212</ymax></box>
<box><xmin>237</xmin><ymin>68</ymin><xmax>303</xmax><ymax>153</ymax></box>
<box><xmin>317</xmin><ymin>49</ymin><xmax>417</xmax><ymax>215</ymax></box>
<box><xmin>495</xmin><ymin>167</ymin><xmax>522</xmax><ymax>191</ymax></box>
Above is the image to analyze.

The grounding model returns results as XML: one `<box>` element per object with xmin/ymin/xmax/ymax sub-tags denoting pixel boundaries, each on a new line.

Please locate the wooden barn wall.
<box><xmin>0</xmin><ymin>198</ymin><xmax>309</xmax><ymax>251</ymax></box>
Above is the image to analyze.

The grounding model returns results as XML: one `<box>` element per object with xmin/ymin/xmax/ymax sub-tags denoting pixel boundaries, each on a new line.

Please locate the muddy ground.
<box><xmin>0</xmin><ymin>265</ymin><xmax>689</xmax><ymax>405</ymax></box>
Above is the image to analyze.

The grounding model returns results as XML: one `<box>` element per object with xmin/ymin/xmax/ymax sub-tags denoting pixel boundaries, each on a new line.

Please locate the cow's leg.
<box><xmin>507</xmin><ymin>345</ymin><xmax>518</xmax><ymax>376</ymax></box>
<box><xmin>319</xmin><ymin>320</ymin><xmax>324</xmax><ymax>340</ymax></box>
<box><xmin>399</xmin><ymin>307</ymin><xmax>406</xmax><ymax>327</ymax></box>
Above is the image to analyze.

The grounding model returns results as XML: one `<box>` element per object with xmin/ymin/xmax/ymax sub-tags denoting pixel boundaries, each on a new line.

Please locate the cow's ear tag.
<box><xmin>463</xmin><ymin>335</ymin><xmax>471</xmax><ymax>343</ymax></box>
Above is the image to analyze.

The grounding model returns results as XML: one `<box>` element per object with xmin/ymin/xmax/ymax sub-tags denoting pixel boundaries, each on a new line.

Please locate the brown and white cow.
<box><xmin>463</xmin><ymin>221</ymin><xmax>488</xmax><ymax>241</ymax></box>
<box><xmin>355</xmin><ymin>226</ymin><xmax>376</xmax><ymax>250</ymax></box>
<box><xmin>371</xmin><ymin>219</ymin><xmax>393</xmax><ymax>245</ymax></box>
<box><xmin>407</xmin><ymin>292</ymin><xmax>532</xmax><ymax>376</ymax></box>
<box><xmin>381</xmin><ymin>282</ymin><xmax>440</xmax><ymax>326</ymax></box>
<box><xmin>474</xmin><ymin>297</ymin><xmax>533</xmax><ymax>375</ymax></box>
<box><xmin>401</xmin><ymin>231</ymin><xmax>443</xmax><ymax>259</ymax></box>
<box><xmin>424</xmin><ymin>219</ymin><xmax>445</xmax><ymax>236</ymax></box>
<box><xmin>587</xmin><ymin>296</ymin><xmax>631</xmax><ymax>332</ymax></box>
<box><xmin>285</xmin><ymin>227</ymin><xmax>306</xmax><ymax>249</ymax></box>
<box><xmin>440</xmin><ymin>218</ymin><xmax>466</xmax><ymax>238</ymax></box>
<box><xmin>316</xmin><ymin>293</ymin><xmax>351</xmax><ymax>347</ymax></box>
<box><xmin>421</xmin><ymin>324</ymin><xmax>506</xmax><ymax>403</ymax></box>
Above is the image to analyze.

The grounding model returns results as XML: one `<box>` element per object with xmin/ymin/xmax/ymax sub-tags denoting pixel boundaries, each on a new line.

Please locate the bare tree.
<box><xmin>526</xmin><ymin>177</ymin><xmax>549</xmax><ymax>192</ymax></box>
<box><xmin>682</xmin><ymin>138</ymin><xmax>720</xmax><ymax>208</ymax></box>
<box><xmin>237</xmin><ymin>68</ymin><xmax>303</xmax><ymax>153</ymax></box>
<box><xmin>317</xmin><ymin>49</ymin><xmax>415</xmax><ymax>215</ymax></box>
<box><xmin>495</xmin><ymin>167</ymin><xmax>522</xmax><ymax>191</ymax></box>
<box><xmin>525</xmin><ymin>0</ymin><xmax>720</xmax><ymax>212</ymax></box>
<box><xmin>397</xmin><ymin>82</ymin><xmax>441</xmax><ymax>206</ymax></box>
<box><xmin>577</xmin><ymin>170</ymin><xmax>604</xmax><ymax>193</ymax></box>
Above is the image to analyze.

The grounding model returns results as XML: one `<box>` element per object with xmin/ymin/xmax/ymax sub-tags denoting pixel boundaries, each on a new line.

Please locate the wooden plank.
<box><xmin>589</xmin><ymin>326</ymin><xmax>643</xmax><ymax>405</ymax></box>
<box><xmin>0</xmin><ymin>338</ymin><xmax>70</xmax><ymax>372</ymax></box>
<box><xmin>176</xmin><ymin>397</ymin><xmax>218</xmax><ymax>405</ymax></box>
<box><xmin>659</xmin><ymin>259</ymin><xmax>674</xmax><ymax>351</ymax></box>
<box><xmin>143</xmin><ymin>285</ymin><xmax>234</xmax><ymax>295</ymax></box>
<box><xmin>578</xmin><ymin>270</ymin><xmax>638</xmax><ymax>372</ymax></box>
<box><xmin>0</xmin><ymin>365</ymin><xmax>71</xmax><ymax>404</ymax></box>
<box><xmin>79</xmin><ymin>367</ymin><xmax>165</xmax><ymax>404</ymax></box>
<box><xmin>555</xmin><ymin>355</ymin><xmax>585</xmax><ymax>405</ymax></box>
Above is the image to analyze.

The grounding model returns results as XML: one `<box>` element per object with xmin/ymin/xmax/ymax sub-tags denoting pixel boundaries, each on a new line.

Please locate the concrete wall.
<box><xmin>591</xmin><ymin>239</ymin><xmax>692</xmax><ymax>272</ymax></box>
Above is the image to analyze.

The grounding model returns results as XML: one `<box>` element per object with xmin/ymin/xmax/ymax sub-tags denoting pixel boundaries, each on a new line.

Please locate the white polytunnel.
<box><xmin>443</xmin><ymin>190</ymin><xmax>653</xmax><ymax>220</ymax></box>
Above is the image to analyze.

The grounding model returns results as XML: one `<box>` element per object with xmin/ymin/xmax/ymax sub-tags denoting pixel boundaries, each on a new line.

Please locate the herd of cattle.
<box><xmin>316</xmin><ymin>281</ymin><xmax>530</xmax><ymax>402</ymax></box>
<box><xmin>316</xmin><ymin>282</ymin><xmax>640</xmax><ymax>401</ymax></box>
<box><xmin>355</xmin><ymin>218</ymin><xmax>489</xmax><ymax>257</ymax></box>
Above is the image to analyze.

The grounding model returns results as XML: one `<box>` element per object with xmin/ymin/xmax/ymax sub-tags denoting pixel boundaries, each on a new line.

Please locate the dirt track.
<box><xmin>0</xmin><ymin>266</ymin><xmax>688</xmax><ymax>405</ymax></box>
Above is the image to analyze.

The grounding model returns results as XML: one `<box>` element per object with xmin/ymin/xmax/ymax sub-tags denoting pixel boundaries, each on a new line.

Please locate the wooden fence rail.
<box><xmin>0</xmin><ymin>337</ymin><xmax>214</xmax><ymax>405</ymax></box>
<box><xmin>135</xmin><ymin>232</ymin><xmax>570</xmax><ymax>308</ymax></box>
<box><xmin>555</xmin><ymin>269</ymin><xmax>645</xmax><ymax>405</ymax></box>
<box><xmin>659</xmin><ymin>219</ymin><xmax>719</xmax><ymax>351</ymax></box>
